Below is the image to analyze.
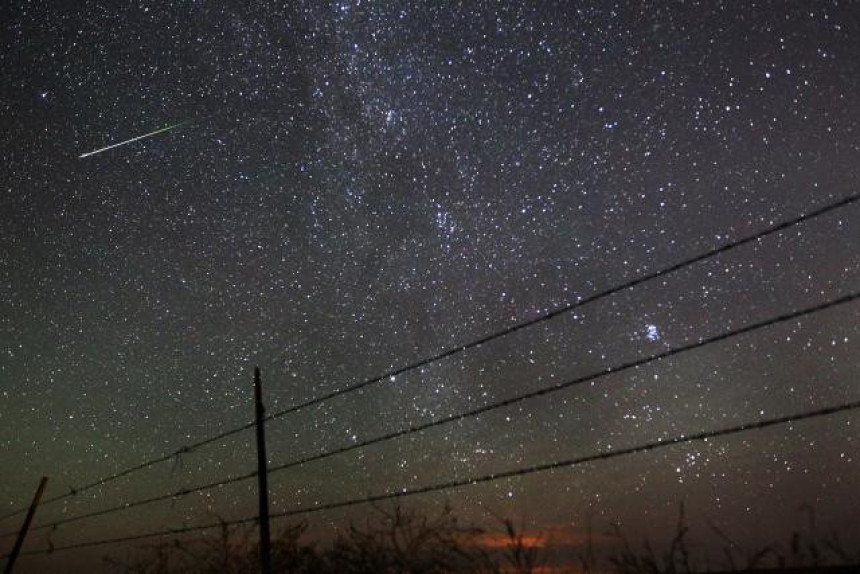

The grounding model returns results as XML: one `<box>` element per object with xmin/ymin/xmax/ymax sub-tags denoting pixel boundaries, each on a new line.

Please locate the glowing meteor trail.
<box><xmin>79</xmin><ymin>121</ymin><xmax>186</xmax><ymax>158</ymax></box>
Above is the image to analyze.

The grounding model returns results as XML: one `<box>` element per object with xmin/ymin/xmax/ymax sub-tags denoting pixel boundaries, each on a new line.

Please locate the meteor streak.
<box><xmin>79</xmin><ymin>121</ymin><xmax>186</xmax><ymax>158</ymax></box>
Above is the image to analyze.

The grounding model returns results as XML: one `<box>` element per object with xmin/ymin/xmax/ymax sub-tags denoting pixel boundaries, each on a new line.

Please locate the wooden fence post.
<box><xmin>3</xmin><ymin>476</ymin><xmax>48</xmax><ymax>574</ymax></box>
<box><xmin>254</xmin><ymin>367</ymin><xmax>272</xmax><ymax>574</ymax></box>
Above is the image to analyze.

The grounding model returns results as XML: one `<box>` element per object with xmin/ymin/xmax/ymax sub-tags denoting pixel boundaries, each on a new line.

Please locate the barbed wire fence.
<box><xmin>1</xmin><ymin>194</ymin><xmax>859</xmax><ymax>568</ymax></box>
<box><xmin>7</xmin><ymin>399</ymin><xmax>860</xmax><ymax>559</ymax></box>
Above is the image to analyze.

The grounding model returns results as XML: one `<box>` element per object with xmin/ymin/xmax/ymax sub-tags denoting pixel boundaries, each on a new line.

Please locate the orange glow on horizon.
<box><xmin>473</xmin><ymin>531</ymin><xmax>547</xmax><ymax>549</ymax></box>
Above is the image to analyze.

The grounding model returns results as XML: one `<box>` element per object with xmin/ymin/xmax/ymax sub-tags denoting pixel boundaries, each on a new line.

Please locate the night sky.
<box><xmin>2</xmin><ymin>1</ymin><xmax>860</xmax><ymax>571</ymax></box>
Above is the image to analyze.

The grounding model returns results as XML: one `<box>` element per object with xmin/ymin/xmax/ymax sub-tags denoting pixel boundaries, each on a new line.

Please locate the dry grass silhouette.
<box><xmin>103</xmin><ymin>504</ymin><xmax>859</xmax><ymax>574</ymax></box>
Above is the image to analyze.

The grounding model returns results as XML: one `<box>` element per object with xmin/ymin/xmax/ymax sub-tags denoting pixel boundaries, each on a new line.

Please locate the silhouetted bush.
<box><xmin>105</xmin><ymin>503</ymin><xmax>860</xmax><ymax>573</ymax></box>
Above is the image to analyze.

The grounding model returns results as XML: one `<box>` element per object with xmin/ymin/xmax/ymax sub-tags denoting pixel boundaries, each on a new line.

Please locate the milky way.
<box><xmin>2</xmin><ymin>2</ymin><xmax>859</xmax><ymax>571</ymax></box>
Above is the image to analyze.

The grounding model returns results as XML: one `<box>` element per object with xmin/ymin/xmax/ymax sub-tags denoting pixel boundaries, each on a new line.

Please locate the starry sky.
<box><xmin>2</xmin><ymin>1</ymin><xmax>860</xmax><ymax>571</ymax></box>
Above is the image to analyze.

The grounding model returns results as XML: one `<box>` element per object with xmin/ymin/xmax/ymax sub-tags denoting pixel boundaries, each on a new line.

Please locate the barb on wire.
<box><xmin>46</xmin><ymin>523</ymin><xmax>57</xmax><ymax>554</ymax></box>
<box><xmin>6</xmin><ymin>290</ymin><xmax>857</xmax><ymax>538</ymax></box>
<box><xmin>8</xmin><ymin>399</ymin><xmax>859</xmax><ymax>558</ymax></box>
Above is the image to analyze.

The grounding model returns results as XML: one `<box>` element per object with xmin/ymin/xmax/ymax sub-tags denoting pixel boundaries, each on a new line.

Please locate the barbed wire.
<box><xmin>5</xmin><ymin>290</ymin><xmax>857</xmax><ymax>539</ymax></box>
<box><xmin>7</xmin><ymin>398</ymin><xmax>858</xmax><ymax>558</ymax></box>
<box><xmin>0</xmin><ymin>422</ymin><xmax>257</xmax><ymax>525</ymax></box>
<box><xmin>5</xmin><ymin>191</ymin><xmax>853</xmax><ymax>525</ymax></box>
<box><xmin>260</xmin><ymin>193</ymin><xmax>860</xmax><ymax>427</ymax></box>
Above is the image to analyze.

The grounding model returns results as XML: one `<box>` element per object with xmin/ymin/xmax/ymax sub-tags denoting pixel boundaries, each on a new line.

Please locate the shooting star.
<box><xmin>79</xmin><ymin>121</ymin><xmax>186</xmax><ymax>158</ymax></box>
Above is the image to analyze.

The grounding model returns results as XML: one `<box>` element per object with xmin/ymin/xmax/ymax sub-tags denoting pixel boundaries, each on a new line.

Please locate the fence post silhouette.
<box><xmin>253</xmin><ymin>367</ymin><xmax>272</xmax><ymax>574</ymax></box>
<box><xmin>4</xmin><ymin>476</ymin><xmax>48</xmax><ymax>574</ymax></box>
